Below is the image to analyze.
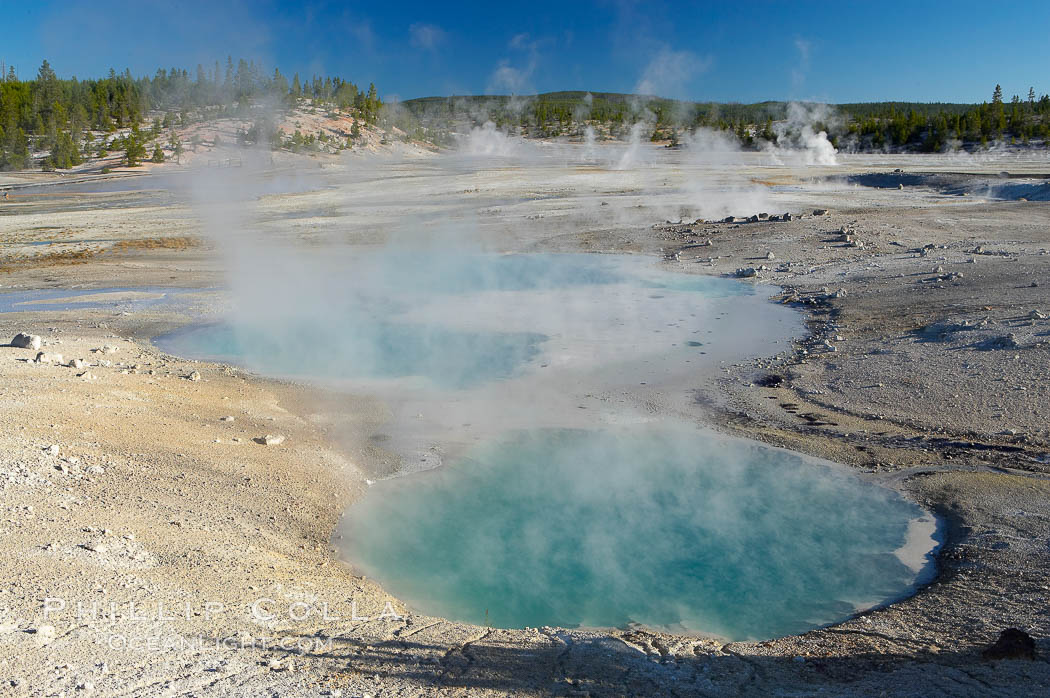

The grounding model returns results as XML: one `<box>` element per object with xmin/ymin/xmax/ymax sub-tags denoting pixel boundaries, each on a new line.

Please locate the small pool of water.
<box><xmin>338</xmin><ymin>426</ymin><xmax>937</xmax><ymax>641</ymax></box>
<box><xmin>0</xmin><ymin>286</ymin><xmax>197</xmax><ymax>314</ymax></box>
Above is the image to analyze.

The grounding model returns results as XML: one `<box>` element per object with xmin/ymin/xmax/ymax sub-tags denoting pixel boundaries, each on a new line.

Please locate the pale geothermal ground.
<box><xmin>1</xmin><ymin>141</ymin><xmax>1050</xmax><ymax>696</ymax></box>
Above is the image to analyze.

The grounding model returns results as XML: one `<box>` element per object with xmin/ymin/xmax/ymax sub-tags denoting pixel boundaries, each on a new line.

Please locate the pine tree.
<box><xmin>992</xmin><ymin>84</ymin><xmax>1003</xmax><ymax>104</ymax></box>
<box><xmin>124</xmin><ymin>129</ymin><xmax>146</xmax><ymax>166</ymax></box>
<box><xmin>168</xmin><ymin>130</ymin><xmax>183</xmax><ymax>163</ymax></box>
<box><xmin>151</xmin><ymin>144</ymin><xmax>164</xmax><ymax>163</ymax></box>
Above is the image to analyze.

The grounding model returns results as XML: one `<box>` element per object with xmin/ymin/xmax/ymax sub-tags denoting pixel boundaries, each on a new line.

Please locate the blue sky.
<box><xmin>2</xmin><ymin>0</ymin><xmax>1049</xmax><ymax>104</ymax></box>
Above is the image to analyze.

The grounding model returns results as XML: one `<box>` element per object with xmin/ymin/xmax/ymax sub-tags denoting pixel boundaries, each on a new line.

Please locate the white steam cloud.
<box><xmin>768</xmin><ymin>102</ymin><xmax>838</xmax><ymax>166</ymax></box>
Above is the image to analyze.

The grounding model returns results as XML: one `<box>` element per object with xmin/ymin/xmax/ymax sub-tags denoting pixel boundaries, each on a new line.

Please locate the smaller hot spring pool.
<box><xmin>156</xmin><ymin>320</ymin><xmax>547</xmax><ymax>390</ymax></box>
<box><xmin>153</xmin><ymin>253</ymin><xmax>765</xmax><ymax>391</ymax></box>
<box><xmin>337</xmin><ymin>426</ymin><xmax>938</xmax><ymax>641</ymax></box>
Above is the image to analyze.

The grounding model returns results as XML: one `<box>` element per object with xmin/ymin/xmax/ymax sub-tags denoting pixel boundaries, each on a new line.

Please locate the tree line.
<box><xmin>404</xmin><ymin>87</ymin><xmax>1050</xmax><ymax>152</ymax></box>
<box><xmin>0</xmin><ymin>58</ymin><xmax>383</xmax><ymax>170</ymax></box>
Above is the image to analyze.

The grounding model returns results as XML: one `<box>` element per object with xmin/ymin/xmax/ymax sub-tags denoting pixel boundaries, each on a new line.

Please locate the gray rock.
<box><xmin>35</xmin><ymin>352</ymin><xmax>64</xmax><ymax>364</ymax></box>
<box><xmin>11</xmin><ymin>333</ymin><xmax>41</xmax><ymax>350</ymax></box>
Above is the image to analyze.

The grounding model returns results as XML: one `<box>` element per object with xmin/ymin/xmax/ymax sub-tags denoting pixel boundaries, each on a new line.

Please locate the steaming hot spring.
<box><xmin>157</xmin><ymin>249</ymin><xmax>938</xmax><ymax>641</ymax></box>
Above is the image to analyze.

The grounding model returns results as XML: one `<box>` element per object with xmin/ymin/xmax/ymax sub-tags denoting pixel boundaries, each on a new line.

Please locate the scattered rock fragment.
<box><xmin>734</xmin><ymin>267</ymin><xmax>758</xmax><ymax>278</ymax></box>
<box><xmin>986</xmin><ymin>334</ymin><xmax>1020</xmax><ymax>350</ymax></box>
<box><xmin>186</xmin><ymin>371</ymin><xmax>202</xmax><ymax>382</ymax></box>
<box><xmin>220</xmin><ymin>416</ymin><xmax>235</xmax><ymax>422</ymax></box>
<box><xmin>256</xmin><ymin>434</ymin><xmax>286</xmax><ymax>446</ymax></box>
<box><xmin>1028</xmin><ymin>310</ymin><xmax>1046</xmax><ymax>320</ymax></box>
<box><xmin>813</xmin><ymin>209</ymin><xmax>830</xmax><ymax>216</ymax></box>
<box><xmin>11</xmin><ymin>333</ymin><xmax>42</xmax><ymax>350</ymax></box>
<box><xmin>68</xmin><ymin>358</ymin><xmax>86</xmax><ymax>369</ymax></box>
<box><xmin>35</xmin><ymin>352</ymin><xmax>64</xmax><ymax>364</ymax></box>
<box><xmin>755</xmin><ymin>374</ymin><xmax>785</xmax><ymax>388</ymax></box>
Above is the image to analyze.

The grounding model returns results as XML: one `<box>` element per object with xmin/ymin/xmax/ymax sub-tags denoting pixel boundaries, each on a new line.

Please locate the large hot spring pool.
<box><xmin>338</xmin><ymin>426</ymin><xmax>932</xmax><ymax>640</ymax></box>
<box><xmin>153</xmin><ymin>252</ymin><xmax>938</xmax><ymax>640</ymax></box>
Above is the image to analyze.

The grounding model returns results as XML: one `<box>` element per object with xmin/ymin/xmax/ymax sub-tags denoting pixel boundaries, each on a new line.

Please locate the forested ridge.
<box><xmin>3</xmin><ymin>57</ymin><xmax>1050</xmax><ymax>172</ymax></box>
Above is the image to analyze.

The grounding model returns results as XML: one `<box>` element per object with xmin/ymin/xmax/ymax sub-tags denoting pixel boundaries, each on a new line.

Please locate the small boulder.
<box><xmin>813</xmin><ymin>209</ymin><xmax>830</xmax><ymax>216</ymax></box>
<box><xmin>982</xmin><ymin>628</ymin><xmax>1036</xmax><ymax>660</ymax></box>
<box><xmin>35</xmin><ymin>352</ymin><xmax>64</xmax><ymax>365</ymax></box>
<box><xmin>11</xmin><ymin>333</ymin><xmax>42</xmax><ymax>350</ymax></box>
<box><xmin>256</xmin><ymin>434</ymin><xmax>286</xmax><ymax>446</ymax></box>
<box><xmin>734</xmin><ymin>267</ymin><xmax>758</xmax><ymax>278</ymax></box>
<box><xmin>186</xmin><ymin>371</ymin><xmax>202</xmax><ymax>382</ymax></box>
<box><xmin>68</xmin><ymin>358</ymin><xmax>86</xmax><ymax>369</ymax></box>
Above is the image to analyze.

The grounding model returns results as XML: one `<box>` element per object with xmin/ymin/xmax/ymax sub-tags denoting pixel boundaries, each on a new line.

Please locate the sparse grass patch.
<box><xmin>111</xmin><ymin>236</ymin><xmax>203</xmax><ymax>252</ymax></box>
<box><xmin>0</xmin><ymin>247</ymin><xmax>103</xmax><ymax>273</ymax></box>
